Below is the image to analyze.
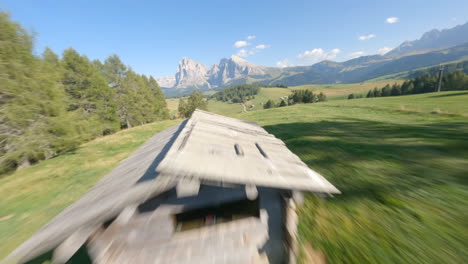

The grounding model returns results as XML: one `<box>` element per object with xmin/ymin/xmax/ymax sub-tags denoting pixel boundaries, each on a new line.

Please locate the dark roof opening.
<box><xmin>175</xmin><ymin>198</ymin><xmax>259</xmax><ymax>232</ymax></box>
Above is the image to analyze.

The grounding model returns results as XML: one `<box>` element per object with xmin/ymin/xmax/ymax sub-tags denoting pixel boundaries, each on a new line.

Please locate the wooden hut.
<box><xmin>2</xmin><ymin>110</ymin><xmax>339</xmax><ymax>264</ymax></box>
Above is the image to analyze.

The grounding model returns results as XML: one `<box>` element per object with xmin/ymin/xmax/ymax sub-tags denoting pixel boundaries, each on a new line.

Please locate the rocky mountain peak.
<box><xmin>174</xmin><ymin>57</ymin><xmax>210</xmax><ymax>89</ymax></box>
<box><xmin>156</xmin><ymin>76</ymin><xmax>176</xmax><ymax>88</ymax></box>
<box><xmin>387</xmin><ymin>21</ymin><xmax>468</xmax><ymax>56</ymax></box>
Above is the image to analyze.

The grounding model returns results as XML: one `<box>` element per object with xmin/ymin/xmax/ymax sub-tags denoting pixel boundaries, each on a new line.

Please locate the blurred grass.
<box><xmin>165</xmin><ymin>97</ymin><xmax>181</xmax><ymax>117</ymax></box>
<box><xmin>237</xmin><ymin>91</ymin><xmax>468</xmax><ymax>263</ymax></box>
<box><xmin>324</xmin><ymin>91</ymin><xmax>468</xmax><ymax>116</ymax></box>
<box><xmin>292</xmin><ymin>80</ymin><xmax>404</xmax><ymax>101</ymax></box>
<box><xmin>0</xmin><ymin>119</ymin><xmax>180</xmax><ymax>259</ymax></box>
<box><xmin>2</xmin><ymin>91</ymin><xmax>468</xmax><ymax>263</ymax></box>
<box><xmin>207</xmin><ymin>99</ymin><xmax>244</xmax><ymax>115</ymax></box>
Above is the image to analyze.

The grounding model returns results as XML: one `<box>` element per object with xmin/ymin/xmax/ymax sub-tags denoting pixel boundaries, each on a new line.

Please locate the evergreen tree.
<box><xmin>0</xmin><ymin>13</ymin><xmax>80</xmax><ymax>173</ymax></box>
<box><xmin>279</xmin><ymin>99</ymin><xmax>287</xmax><ymax>107</ymax></box>
<box><xmin>391</xmin><ymin>85</ymin><xmax>402</xmax><ymax>96</ymax></box>
<box><xmin>381</xmin><ymin>84</ymin><xmax>391</xmax><ymax>96</ymax></box>
<box><xmin>178</xmin><ymin>98</ymin><xmax>187</xmax><ymax>118</ymax></box>
<box><xmin>318</xmin><ymin>92</ymin><xmax>327</xmax><ymax>102</ymax></box>
<box><xmin>263</xmin><ymin>100</ymin><xmax>274</xmax><ymax>109</ymax></box>
<box><xmin>61</xmin><ymin>48</ymin><xmax>119</xmax><ymax>135</ymax></box>
<box><xmin>178</xmin><ymin>91</ymin><xmax>207</xmax><ymax>118</ymax></box>
<box><xmin>0</xmin><ymin>13</ymin><xmax>171</xmax><ymax>175</ymax></box>
<box><xmin>373</xmin><ymin>87</ymin><xmax>382</xmax><ymax>97</ymax></box>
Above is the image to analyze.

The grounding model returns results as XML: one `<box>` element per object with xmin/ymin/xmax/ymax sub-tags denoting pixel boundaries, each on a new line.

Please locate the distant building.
<box><xmin>3</xmin><ymin>110</ymin><xmax>339</xmax><ymax>264</ymax></box>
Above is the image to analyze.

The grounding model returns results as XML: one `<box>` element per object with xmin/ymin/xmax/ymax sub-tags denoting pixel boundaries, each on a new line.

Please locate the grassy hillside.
<box><xmin>2</xmin><ymin>91</ymin><xmax>467</xmax><ymax>263</ymax></box>
<box><xmin>166</xmin><ymin>97</ymin><xmax>181</xmax><ymax>117</ymax></box>
<box><xmin>291</xmin><ymin>80</ymin><xmax>404</xmax><ymax>100</ymax></box>
<box><xmin>236</xmin><ymin>91</ymin><xmax>468</xmax><ymax>263</ymax></box>
<box><xmin>0</xmin><ymin>119</ymin><xmax>181</xmax><ymax>259</ymax></box>
<box><xmin>172</xmin><ymin>81</ymin><xmax>407</xmax><ymax>117</ymax></box>
<box><xmin>327</xmin><ymin>91</ymin><xmax>468</xmax><ymax>116</ymax></box>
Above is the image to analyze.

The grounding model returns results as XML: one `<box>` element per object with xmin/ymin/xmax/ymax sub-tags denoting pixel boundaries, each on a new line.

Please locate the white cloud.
<box><xmin>386</xmin><ymin>17</ymin><xmax>399</xmax><ymax>24</ymax></box>
<box><xmin>358</xmin><ymin>34</ymin><xmax>376</xmax><ymax>40</ymax></box>
<box><xmin>347</xmin><ymin>51</ymin><xmax>366</xmax><ymax>59</ymax></box>
<box><xmin>247</xmin><ymin>35</ymin><xmax>256</xmax><ymax>40</ymax></box>
<box><xmin>234</xmin><ymin>40</ymin><xmax>249</xmax><ymax>48</ymax></box>
<box><xmin>297</xmin><ymin>48</ymin><xmax>341</xmax><ymax>62</ymax></box>
<box><xmin>255</xmin><ymin>44</ymin><xmax>269</xmax><ymax>49</ymax></box>
<box><xmin>377</xmin><ymin>47</ymin><xmax>392</xmax><ymax>55</ymax></box>
<box><xmin>236</xmin><ymin>49</ymin><xmax>248</xmax><ymax>57</ymax></box>
<box><xmin>276</xmin><ymin>59</ymin><xmax>291</xmax><ymax>68</ymax></box>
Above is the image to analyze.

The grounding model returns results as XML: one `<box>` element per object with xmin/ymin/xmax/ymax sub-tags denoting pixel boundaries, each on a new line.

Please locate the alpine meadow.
<box><xmin>1</xmin><ymin>1</ymin><xmax>468</xmax><ymax>264</ymax></box>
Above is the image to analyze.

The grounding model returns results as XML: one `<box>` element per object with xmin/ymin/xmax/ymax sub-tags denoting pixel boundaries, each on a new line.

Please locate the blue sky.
<box><xmin>2</xmin><ymin>0</ymin><xmax>467</xmax><ymax>77</ymax></box>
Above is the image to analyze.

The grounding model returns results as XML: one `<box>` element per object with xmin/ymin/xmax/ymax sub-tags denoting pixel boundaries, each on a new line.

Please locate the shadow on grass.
<box><xmin>429</xmin><ymin>91</ymin><xmax>468</xmax><ymax>98</ymax></box>
<box><xmin>263</xmin><ymin>118</ymin><xmax>468</xmax><ymax>201</ymax></box>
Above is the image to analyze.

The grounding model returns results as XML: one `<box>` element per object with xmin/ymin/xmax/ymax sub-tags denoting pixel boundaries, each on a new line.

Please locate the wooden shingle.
<box><xmin>157</xmin><ymin>110</ymin><xmax>340</xmax><ymax>194</ymax></box>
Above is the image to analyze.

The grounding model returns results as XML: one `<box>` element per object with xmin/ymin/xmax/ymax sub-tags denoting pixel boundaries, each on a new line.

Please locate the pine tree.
<box><xmin>0</xmin><ymin>13</ymin><xmax>80</xmax><ymax>173</ymax></box>
<box><xmin>263</xmin><ymin>99</ymin><xmax>274</xmax><ymax>109</ymax></box>
<box><xmin>318</xmin><ymin>92</ymin><xmax>327</xmax><ymax>102</ymax></box>
<box><xmin>61</xmin><ymin>48</ymin><xmax>119</xmax><ymax>135</ymax></box>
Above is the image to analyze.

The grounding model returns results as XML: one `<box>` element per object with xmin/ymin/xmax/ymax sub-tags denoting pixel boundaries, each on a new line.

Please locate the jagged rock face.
<box><xmin>209</xmin><ymin>55</ymin><xmax>266</xmax><ymax>86</ymax></box>
<box><xmin>174</xmin><ymin>57</ymin><xmax>211</xmax><ymax>89</ymax></box>
<box><xmin>156</xmin><ymin>76</ymin><xmax>176</xmax><ymax>88</ymax></box>
<box><xmin>171</xmin><ymin>55</ymin><xmax>267</xmax><ymax>89</ymax></box>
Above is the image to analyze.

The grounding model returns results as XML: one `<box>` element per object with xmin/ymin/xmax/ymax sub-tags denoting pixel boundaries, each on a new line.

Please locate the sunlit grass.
<box><xmin>237</xmin><ymin>92</ymin><xmax>468</xmax><ymax>263</ymax></box>
<box><xmin>291</xmin><ymin>80</ymin><xmax>405</xmax><ymax>100</ymax></box>
<box><xmin>3</xmin><ymin>91</ymin><xmax>468</xmax><ymax>263</ymax></box>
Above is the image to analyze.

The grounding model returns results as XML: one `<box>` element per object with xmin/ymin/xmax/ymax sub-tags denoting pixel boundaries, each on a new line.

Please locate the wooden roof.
<box><xmin>157</xmin><ymin>110</ymin><xmax>340</xmax><ymax>194</ymax></box>
<box><xmin>3</xmin><ymin>110</ymin><xmax>339</xmax><ymax>264</ymax></box>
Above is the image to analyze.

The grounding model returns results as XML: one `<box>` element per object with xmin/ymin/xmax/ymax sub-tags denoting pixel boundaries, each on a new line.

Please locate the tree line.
<box><xmin>264</xmin><ymin>90</ymin><xmax>327</xmax><ymax>109</ymax></box>
<box><xmin>347</xmin><ymin>71</ymin><xmax>468</xmax><ymax>100</ymax></box>
<box><xmin>212</xmin><ymin>84</ymin><xmax>263</xmax><ymax>103</ymax></box>
<box><xmin>407</xmin><ymin>61</ymin><xmax>468</xmax><ymax>79</ymax></box>
<box><xmin>0</xmin><ymin>13</ymin><xmax>169</xmax><ymax>174</ymax></box>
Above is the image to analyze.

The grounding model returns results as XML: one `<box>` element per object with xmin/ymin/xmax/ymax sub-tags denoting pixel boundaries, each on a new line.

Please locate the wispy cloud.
<box><xmin>347</xmin><ymin>51</ymin><xmax>365</xmax><ymax>59</ymax></box>
<box><xmin>255</xmin><ymin>44</ymin><xmax>269</xmax><ymax>49</ymax></box>
<box><xmin>297</xmin><ymin>48</ymin><xmax>341</xmax><ymax>63</ymax></box>
<box><xmin>377</xmin><ymin>47</ymin><xmax>392</xmax><ymax>55</ymax></box>
<box><xmin>358</xmin><ymin>34</ymin><xmax>376</xmax><ymax>40</ymax></box>
<box><xmin>234</xmin><ymin>40</ymin><xmax>249</xmax><ymax>48</ymax></box>
<box><xmin>236</xmin><ymin>49</ymin><xmax>249</xmax><ymax>57</ymax></box>
<box><xmin>276</xmin><ymin>59</ymin><xmax>291</xmax><ymax>68</ymax></box>
<box><xmin>233</xmin><ymin>36</ymin><xmax>270</xmax><ymax>58</ymax></box>
<box><xmin>386</xmin><ymin>17</ymin><xmax>399</xmax><ymax>24</ymax></box>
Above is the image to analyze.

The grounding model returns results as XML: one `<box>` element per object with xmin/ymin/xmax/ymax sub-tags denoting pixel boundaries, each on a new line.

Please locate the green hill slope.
<box><xmin>237</xmin><ymin>92</ymin><xmax>468</xmax><ymax>263</ymax></box>
<box><xmin>2</xmin><ymin>92</ymin><xmax>467</xmax><ymax>263</ymax></box>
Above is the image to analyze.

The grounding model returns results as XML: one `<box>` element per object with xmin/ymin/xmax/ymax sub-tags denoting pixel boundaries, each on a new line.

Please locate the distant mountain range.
<box><xmin>387</xmin><ymin>22</ymin><xmax>468</xmax><ymax>56</ymax></box>
<box><xmin>158</xmin><ymin>22</ymin><xmax>468</xmax><ymax>96</ymax></box>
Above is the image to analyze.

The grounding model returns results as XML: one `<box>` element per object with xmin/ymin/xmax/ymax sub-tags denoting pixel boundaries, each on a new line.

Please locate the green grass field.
<box><xmin>2</xmin><ymin>91</ymin><xmax>467</xmax><ymax>263</ymax></box>
<box><xmin>207</xmin><ymin>87</ymin><xmax>292</xmax><ymax>116</ymax></box>
<box><xmin>291</xmin><ymin>80</ymin><xmax>404</xmax><ymax>100</ymax></box>
<box><xmin>172</xmin><ymin>81</ymin><xmax>404</xmax><ymax>117</ymax></box>
<box><xmin>236</xmin><ymin>91</ymin><xmax>468</xmax><ymax>263</ymax></box>
<box><xmin>244</xmin><ymin>87</ymin><xmax>291</xmax><ymax>108</ymax></box>
<box><xmin>325</xmin><ymin>91</ymin><xmax>468</xmax><ymax>116</ymax></box>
